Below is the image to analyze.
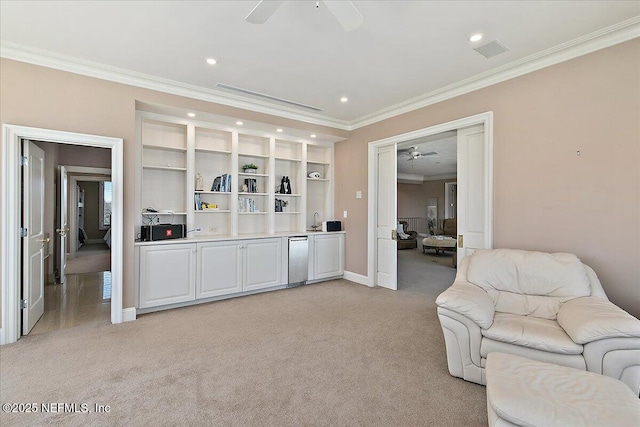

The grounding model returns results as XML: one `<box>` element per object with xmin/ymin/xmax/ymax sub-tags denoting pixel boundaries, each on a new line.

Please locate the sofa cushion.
<box><xmin>482</xmin><ymin>313</ymin><xmax>583</xmax><ymax>355</ymax></box>
<box><xmin>467</xmin><ymin>249</ymin><xmax>591</xmax><ymax>319</ymax></box>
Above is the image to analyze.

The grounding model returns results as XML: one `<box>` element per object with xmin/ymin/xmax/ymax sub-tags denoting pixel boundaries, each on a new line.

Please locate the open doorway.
<box><xmin>1</xmin><ymin>125</ymin><xmax>123</xmax><ymax>345</ymax></box>
<box><xmin>367</xmin><ymin>112</ymin><xmax>494</xmax><ymax>291</ymax></box>
<box><xmin>396</xmin><ymin>131</ymin><xmax>458</xmax><ymax>292</ymax></box>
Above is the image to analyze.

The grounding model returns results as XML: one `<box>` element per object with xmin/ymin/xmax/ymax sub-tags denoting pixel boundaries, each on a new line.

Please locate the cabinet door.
<box><xmin>197</xmin><ymin>241</ymin><xmax>242</xmax><ymax>298</ymax></box>
<box><xmin>243</xmin><ymin>238</ymin><xmax>282</xmax><ymax>291</ymax></box>
<box><xmin>313</xmin><ymin>234</ymin><xmax>344</xmax><ymax>280</ymax></box>
<box><xmin>139</xmin><ymin>244</ymin><xmax>196</xmax><ymax>308</ymax></box>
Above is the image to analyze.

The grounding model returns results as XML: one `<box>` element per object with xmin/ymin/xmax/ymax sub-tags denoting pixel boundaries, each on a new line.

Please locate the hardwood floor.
<box><xmin>30</xmin><ymin>271</ymin><xmax>111</xmax><ymax>335</ymax></box>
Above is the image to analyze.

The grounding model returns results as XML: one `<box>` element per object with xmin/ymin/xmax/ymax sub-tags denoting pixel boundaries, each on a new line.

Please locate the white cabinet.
<box><xmin>196</xmin><ymin>241</ymin><xmax>242</xmax><ymax>298</ymax></box>
<box><xmin>139</xmin><ymin>243</ymin><xmax>196</xmax><ymax>308</ymax></box>
<box><xmin>244</xmin><ymin>238</ymin><xmax>283</xmax><ymax>291</ymax></box>
<box><xmin>309</xmin><ymin>233</ymin><xmax>344</xmax><ymax>280</ymax></box>
<box><xmin>195</xmin><ymin>238</ymin><xmax>283</xmax><ymax>299</ymax></box>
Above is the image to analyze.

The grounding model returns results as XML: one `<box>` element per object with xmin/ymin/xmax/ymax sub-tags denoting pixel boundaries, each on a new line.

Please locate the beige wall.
<box><xmin>59</xmin><ymin>145</ymin><xmax>111</xmax><ymax>168</ymax></box>
<box><xmin>78</xmin><ymin>181</ymin><xmax>103</xmax><ymax>240</ymax></box>
<box><xmin>336</xmin><ymin>39</ymin><xmax>640</xmax><ymax>317</ymax></box>
<box><xmin>398</xmin><ymin>179</ymin><xmax>451</xmax><ymax>229</ymax></box>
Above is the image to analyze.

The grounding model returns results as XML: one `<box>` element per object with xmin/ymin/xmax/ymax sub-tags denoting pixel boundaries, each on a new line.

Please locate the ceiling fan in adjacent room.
<box><xmin>402</xmin><ymin>146</ymin><xmax>439</xmax><ymax>161</ymax></box>
<box><xmin>245</xmin><ymin>1</ymin><xmax>364</xmax><ymax>31</ymax></box>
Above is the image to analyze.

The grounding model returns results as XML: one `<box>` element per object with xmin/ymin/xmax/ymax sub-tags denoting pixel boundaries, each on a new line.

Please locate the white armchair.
<box><xmin>436</xmin><ymin>249</ymin><xmax>640</xmax><ymax>394</ymax></box>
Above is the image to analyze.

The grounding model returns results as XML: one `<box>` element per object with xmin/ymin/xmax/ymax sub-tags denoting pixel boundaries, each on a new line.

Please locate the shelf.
<box><xmin>143</xmin><ymin>211</ymin><xmax>187</xmax><ymax>215</ymax></box>
<box><xmin>143</xmin><ymin>144</ymin><xmax>187</xmax><ymax>153</ymax></box>
<box><xmin>274</xmin><ymin>193</ymin><xmax>301</xmax><ymax>197</ymax></box>
<box><xmin>195</xmin><ymin>148</ymin><xmax>231</xmax><ymax>154</ymax></box>
<box><xmin>143</xmin><ymin>165</ymin><xmax>187</xmax><ymax>172</ymax></box>
<box><xmin>238</xmin><ymin>192</ymin><xmax>268</xmax><ymax>196</ymax></box>
<box><xmin>275</xmin><ymin>157</ymin><xmax>302</xmax><ymax>162</ymax></box>
<box><xmin>238</xmin><ymin>153</ymin><xmax>269</xmax><ymax>159</ymax></box>
<box><xmin>238</xmin><ymin>212</ymin><xmax>268</xmax><ymax>215</ymax></box>
<box><xmin>195</xmin><ymin>191</ymin><xmax>231</xmax><ymax>195</ymax></box>
<box><xmin>307</xmin><ymin>178</ymin><xmax>330</xmax><ymax>182</ymax></box>
<box><xmin>195</xmin><ymin>210</ymin><xmax>231</xmax><ymax>213</ymax></box>
<box><xmin>275</xmin><ymin>211</ymin><xmax>301</xmax><ymax>214</ymax></box>
<box><xmin>307</xmin><ymin>160</ymin><xmax>330</xmax><ymax>166</ymax></box>
<box><xmin>239</xmin><ymin>172</ymin><xmax>269</xmax><ymax>177</ymax></box>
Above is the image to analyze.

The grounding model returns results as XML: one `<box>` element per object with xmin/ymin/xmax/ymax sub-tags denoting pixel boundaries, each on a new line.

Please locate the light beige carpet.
<box><xmin>0</xmin><ymin>278</ymin><xmax>486</xmax><ymax>426</ymax></box>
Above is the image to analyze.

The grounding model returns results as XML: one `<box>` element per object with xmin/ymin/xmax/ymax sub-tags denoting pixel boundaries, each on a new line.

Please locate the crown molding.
<box><xmin>349</xmin><ymin>17</ymin><xmax>640</xmax><ymax>130</ymax></box>
<box><xmin>2</xmin><ymin>17</ymin><xmax>638</xmax><ymax>132</ymax></box>
<box><xmin>0</xmin><ymin>41</ymin><xmax>351</xmax><ymax>131</ymax></box>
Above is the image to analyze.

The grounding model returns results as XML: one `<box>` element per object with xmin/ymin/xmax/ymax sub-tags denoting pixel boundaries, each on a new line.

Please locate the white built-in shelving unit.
<box><xmin>136</xmin><ymin>112</ymin><xmax>334</xmax><ymax>238</ymax></box>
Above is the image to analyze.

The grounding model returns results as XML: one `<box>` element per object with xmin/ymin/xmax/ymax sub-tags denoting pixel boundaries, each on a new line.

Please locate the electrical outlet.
<box><xmin>209</xmin><ymin>226</ymin><xmax>217</xmax><ymax>232</ymax></box>
<box><xmin>194</xmin><ymin>228</ymin><xmax>202</xmax><ymax>233</ymax></box>
<box><xmin>356</xmin><ymin>191</ymin><xmax>362</xmax><ymax>199</ymax></box>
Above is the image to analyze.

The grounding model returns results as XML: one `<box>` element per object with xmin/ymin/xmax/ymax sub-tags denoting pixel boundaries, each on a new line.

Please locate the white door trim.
<box><xmin>1</xmin><ymin>125</ymin><xmax>124</xmax><ymax>345</ymax></box>
<box><xmin>367</xmin><ymin>112</ymin><xmax>494</xmax><ymax>284</ymax></box>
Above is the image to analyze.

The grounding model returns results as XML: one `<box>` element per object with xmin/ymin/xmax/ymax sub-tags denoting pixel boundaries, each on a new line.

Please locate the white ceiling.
<box><xmin>397</xmin><ymin>131</ymin><xmax>457</xmax><ymax>181</ymax></box>
<box><xmin>1</xmin><ymin>1</ymin><xmax>639</xmax><ymax>127</ymax></box>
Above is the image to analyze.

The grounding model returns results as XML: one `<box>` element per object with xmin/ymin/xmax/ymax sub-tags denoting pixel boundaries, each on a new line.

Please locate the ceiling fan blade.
<box><xmin>245</xmin><ymin>0</ymin><xmax>283</xmax><ymax>24</ymax></box>
<box><xmin>422</xmin><ymin>151</ymin><xmax>439</xmax><ymax>156</ymax></box>
<box><xmin>323</xmin><ymin>1</ymin><xmax>364</xmax><ymax>31</ymax></box>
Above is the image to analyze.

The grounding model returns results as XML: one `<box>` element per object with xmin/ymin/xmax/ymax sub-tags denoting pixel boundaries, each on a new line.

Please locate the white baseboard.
<box><xmin>343</xmin><ymin>271</ymin><xmax>372</xmax><ymax>287</ymax></box>
<box><xmin>122</xmin><ymin>307</ymin><xmax>136</xmax><ymax>322</ymax></box>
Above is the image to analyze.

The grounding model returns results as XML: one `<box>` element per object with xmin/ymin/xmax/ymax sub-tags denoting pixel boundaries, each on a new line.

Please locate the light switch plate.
<box><xmin>343</xmin><ymin>210</ymin><xmax>348</xmax><ymax>218</ymax></box>
<box><xmin>356</xmin><ymin>191</ymin><xmax>362</xmax><ymax>199</ymax></box>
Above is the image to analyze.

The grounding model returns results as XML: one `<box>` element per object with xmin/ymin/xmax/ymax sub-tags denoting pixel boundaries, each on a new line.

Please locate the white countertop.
<box><xmin>134</xmin><ymin>230</ymin><xmax>345</xmax><ymax>246</ymax></box>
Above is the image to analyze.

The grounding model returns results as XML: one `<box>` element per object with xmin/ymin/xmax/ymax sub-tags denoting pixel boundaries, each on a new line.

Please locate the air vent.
<box><xmin>474</xmin><ymin>40</ymin><xmax>510</xmax><ymax>59</ymax></box>
<box><xmin>216</xmin><ymin>83</ymin><xmax>323</xmax><ymax>112</ymax></box>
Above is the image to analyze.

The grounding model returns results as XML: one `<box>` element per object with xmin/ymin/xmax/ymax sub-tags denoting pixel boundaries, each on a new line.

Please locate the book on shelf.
<box><xmin>211</xmin><ymin>173</ymin><xmax>231</xmax><ymax>192</ymax></box>
<box><xmin>194</xmin><ymin>193</ymin><xmax>202</xmax><ymax>210</ymax></box>
<box><xmin>238</xmin><ymin>197</ymin><xmax>258</xmax><ymax>213</ymax></box>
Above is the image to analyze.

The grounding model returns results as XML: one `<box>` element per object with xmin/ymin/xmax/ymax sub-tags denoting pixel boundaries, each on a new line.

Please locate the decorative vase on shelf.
<box><xmin>195</xmin><ymin>172</ymin><xmax>204</xmax><ymax>191</ymax></box>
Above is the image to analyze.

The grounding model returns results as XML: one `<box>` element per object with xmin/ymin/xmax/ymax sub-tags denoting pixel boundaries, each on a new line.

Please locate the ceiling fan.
<box><xmin>402</xmin><ymin>146</ymin><xmax>439</xmax><ymax>161</ymax></box>
<box><xmin>245</xmin><ymin>1</ymin><xmax>364</xmax><ymax>32</ymax></box>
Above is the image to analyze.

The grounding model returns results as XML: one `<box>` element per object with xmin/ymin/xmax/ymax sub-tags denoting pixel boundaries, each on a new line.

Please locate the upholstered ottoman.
<box><xmin>486</xmin><ymin>353</ymin><xmax>640</xmax><ymax>427</ymax></box>
<box><xmin>422</xmin><ymin>236</ymin><xmax>456</xmax><ymax>255</ymax></box>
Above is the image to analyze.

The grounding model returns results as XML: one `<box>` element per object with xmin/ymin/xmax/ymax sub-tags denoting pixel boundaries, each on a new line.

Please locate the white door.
<box><xmin>457</xmin><ymin>125</ymin><xmax>490</xmax><ymax>264</ymax></box>
<box><xmin>243</xmin><ymin>238</ymin><xmax>282</xmax><ymax>291</ymax></box>
<box><xmin>139</xmin><ymin>244</ymin><xmax>196</xmax><ymax>308</ymax></box>
<box><xmin>376</xmin><ymin>145</ymin><xmax>397</xmax><ymax>290</ymax></box>
<box><xmin>57</xmin><ymin>166</ymin><xmax>69</xmax><ymax>284</ymax></box>
<box><xmin>314</xmin><ymin>234</ymin><xmax>344</xmax><ymax>279</ymax></box>
<box><xmin>22</xmin><ymin>140</ymin><xmax>46</xmax><ymax>334</ymax></box>
<box><xmin>197</xmin><ymin>241</ymin><xmax>243</xmax><ymax>298</ymax></box>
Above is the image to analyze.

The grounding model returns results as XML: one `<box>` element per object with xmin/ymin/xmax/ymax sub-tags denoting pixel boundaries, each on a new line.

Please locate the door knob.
<box><xmin>458</xmin><ymin>235</ymin><xmax>463</xmax><ymax>248</ymax></box>
<box><xmin>391</xmin><ymin>229</ymin><xmax>398</xmax><ymax>241</ymax></box>
<box><xmin>39</xmin><ymin>237</ymin><xmax>51</xmax><ymax>243</ymax></box>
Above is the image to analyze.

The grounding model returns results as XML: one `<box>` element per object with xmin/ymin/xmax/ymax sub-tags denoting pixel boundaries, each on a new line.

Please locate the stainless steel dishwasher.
<box><xmin>288</xmin><ymin>236</ymin><xmax>308</xmax><ymax>287</ymax></box>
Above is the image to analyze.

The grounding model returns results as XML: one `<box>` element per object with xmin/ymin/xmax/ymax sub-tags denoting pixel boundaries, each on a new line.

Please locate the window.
<box><xmin>99</xmin><ymin>181</ymin><xmax>112</xmax><ymax>230</ymax></box>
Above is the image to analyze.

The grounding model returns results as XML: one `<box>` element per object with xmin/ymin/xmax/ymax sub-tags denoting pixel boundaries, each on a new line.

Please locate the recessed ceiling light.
<box><xmin>206</xmin><ymin>58</ymin><xmax>217</xmax><ymax>65</ymax></box>
<box><xmin>236</xmin><ymin>121</ymin><xmax>243</xmax><ymax>125</ymax></box>
<box><xmin>276</xmin><ymin>128</ymin><xmax>283</xmax><ymax>132</ymax></box>
<box><xmin>310</xmin><ymin>134</ymin><xmax>317</xmax><ymax>138</ymax></box>
<box><xmin>469</xmin><ymin>33</ymin><xmax>483</xmax><ymax>42</ymax></box>
<box><xmin>340</xmin><ymin>97</ymin><xmax>348</xmax><ymax>103</ymax></box>
<box><xmin>187</xmin><ymin>113</ymin><xmax>196</xmax><ymax>118</ymax></box>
